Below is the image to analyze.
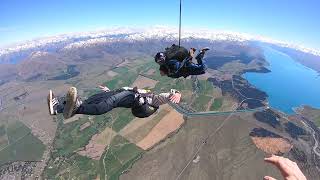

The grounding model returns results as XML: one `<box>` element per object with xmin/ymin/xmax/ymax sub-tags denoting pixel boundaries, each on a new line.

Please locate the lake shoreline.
<box><xmin>244</xmin><ymin>46</ymin><xmax>320</xmax><ymax>114</ymax></box>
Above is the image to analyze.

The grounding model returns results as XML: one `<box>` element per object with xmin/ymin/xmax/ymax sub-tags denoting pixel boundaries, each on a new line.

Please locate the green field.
<box><xmin>315</xmin><ymin>116</ymin><xmax>320</xmax><ymax>127</ymax></box>
<box><xmin>0</xmin><ymin>125</ymin><xmax>6</xmax><ymax>136</ymax></box>
<box><xmin>45</xmin><ymin>115</ymin><xmax>104</xmax><ymax>178</ymax></box>
<box><xmin>110</xmin><ymin>108</ymin><xmax>136</xmax><ymax>132</ymax></box>
<box><xmin>210</xmin><ymin>98</ymin><xmax>223</xmax><ymax>111</ymax></box>
<box><xmin>198</xmin><ymin>80</ymin><xmax>214</xmax><ymax>95</ymax></box>
<box><xmin>0</xmin><ymin>121</ymin><xmax>45</xmax><ymax>166</ymax></box>
<box><xmin>192</xmin><ymin>94</ymin><xmax>212</xmax><ymax>112</ymax></box>
<box><xmin>151</xmin><ymin>74</ymin><xmax>193</xmax><ymax>98</ymax></box>
<box><xmin>44</xmin><ymin>154</ymin><xmax>100</xmax><ymax>179</ymax></box>
<box><xmin>53</xmin><ymin>114</ymin><xmax>111</xmax><ymax>157</ymax></box>
<box><xmin>104</xmin><ymin>66</ymin><xmax>141</xmax><ymax>90</ymax></box>
<box><xmin>6</xmin><ymin>121</ymin><xmax>30</xmax><ymax>142</ymax></box>
<box><xmin>0</xmin><ymin>125</ymin><xmax>7</xmax><ymax>149</ymax></box>
<box><xmin>45</xmin><ymin>134</ymin><xmax>143</xmax><ymax>180</ymax></box>
<box><xmin>101</xmin><ymin>135</ymin><xmax>143</xmax><ymax>180</ymax></box>
<box><xmin>44</xmin><ymin>107</ymin><xmax>138</xmax><ymax>179</ymax></box>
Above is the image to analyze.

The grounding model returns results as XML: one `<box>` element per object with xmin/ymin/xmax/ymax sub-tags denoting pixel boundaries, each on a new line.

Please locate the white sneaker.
<box><xmin>47</xmin><ymin>90</ymin><xmax>59</xmax><ymax>115</ymax></box>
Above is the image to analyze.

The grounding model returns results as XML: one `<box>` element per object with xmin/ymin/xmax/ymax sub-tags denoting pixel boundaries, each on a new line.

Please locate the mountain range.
<box><xmin>1</xmin><ymin>26</ymin><xmax>320</xmax><ymax>65</ymax></box>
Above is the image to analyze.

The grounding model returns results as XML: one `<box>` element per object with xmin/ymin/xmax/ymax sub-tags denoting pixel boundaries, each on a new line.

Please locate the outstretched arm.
<box><xmin>122</xmin><ymin>87</ymin><xmax>182</xmax><ymax>105</ymax></box>
<box><xmin>121</xmin><ymin>87</ymin><xmax>150</xmax><ymax>93</ymax></box>
<box><xmin>150</xmin><ymin>89</ymin><xmax>182</xmax><ymax>107</ymax></box>
<box><xmin>101</xmin><ymin>86</ymin><xmax>182</xmax><ymax>106</ymax></box>
<box><xmin>98</xmin><ymin>86</ymin><xmax>149</xmax><ymax>93</ymax></box>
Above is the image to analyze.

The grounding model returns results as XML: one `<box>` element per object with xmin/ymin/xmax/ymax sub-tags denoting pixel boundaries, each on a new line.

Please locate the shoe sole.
<box><xmin>199</xmin><ymin>47</ymin><xmax>210</xmax><ymax>53</ymax></box>
<box><xmin>48</xmin><ymin>90</ymin><xmax>54</xmax><ymax>115</ymax></box>
<box><xmin>63</xmin><ymin>87</ymin><xmax>77</xmax><ymax>119</ymax></box>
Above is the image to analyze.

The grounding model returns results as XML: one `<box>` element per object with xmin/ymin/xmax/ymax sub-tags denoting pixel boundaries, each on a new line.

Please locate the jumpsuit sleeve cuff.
<box><xmin>121</xmin><ymin>87</ymin><xmax>133</xmax><ymax>91</ymax></box>
<box><xmin>170</xmin><ymin>89</ymin><xmax>180</xmax><ymax>94</ymax></box>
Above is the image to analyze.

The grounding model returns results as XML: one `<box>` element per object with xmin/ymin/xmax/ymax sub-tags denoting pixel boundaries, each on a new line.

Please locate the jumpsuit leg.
<box><xmin>76</xmin><ymin>90</ymin><xmax>135</xmax><ymax>115</ymax></box>
<box><xmin>185</xmin><ymin>63</ymin><xmax>206</xmax><ymax>76</ymax></box>
<box><xmin>195</xmin><ymin>52</ymin><xmax>205</xmax><ymax>65</ymax></box>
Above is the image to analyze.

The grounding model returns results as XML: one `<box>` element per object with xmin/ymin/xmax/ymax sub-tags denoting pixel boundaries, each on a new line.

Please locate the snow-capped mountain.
<box><xmin>0</xmin><ymin>26</ymin><xmax>319</xmax><ymax>62</ymax></box>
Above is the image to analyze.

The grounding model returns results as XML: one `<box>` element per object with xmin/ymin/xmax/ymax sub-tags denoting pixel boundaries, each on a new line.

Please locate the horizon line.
<box><xmin>1</xmin><ymin>25</ymin><xmax>319</xmax><ymax>56</ymax></box>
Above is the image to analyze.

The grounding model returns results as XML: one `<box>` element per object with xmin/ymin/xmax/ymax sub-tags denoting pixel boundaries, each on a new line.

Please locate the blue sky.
<box><xmin>1</xmin><ymin>0</ymin><xmax>320</xmax><ymax>49</ymax></box>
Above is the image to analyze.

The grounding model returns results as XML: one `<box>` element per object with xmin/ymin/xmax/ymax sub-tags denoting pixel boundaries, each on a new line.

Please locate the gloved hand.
<box><xmin>98</xmin><ymin>85</ymin><xmax>110</xmax><ymax>92</ymax></box>
<box><xmin>170</xmin><ymin>89</ymin><xmax>181</xmax><ymax>104</ymax></box>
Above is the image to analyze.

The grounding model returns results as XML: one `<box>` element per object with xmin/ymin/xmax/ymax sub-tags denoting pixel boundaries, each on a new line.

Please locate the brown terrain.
<box><xmin>120</xmin><ymin>107</ymin><xmax>171</xmax><ymax>144</ymax></box>
<box><xmin>119</xmin><ymin>105</ymin><xmax>171</xmax><ymax>143</ymax></box>
<box><xmin>1</xmin><ymin>80</ymin><xmax>71</xmax><ymax>145</ymax></box>
<box><xmin>136</xmin><ymin>109</ymin><xmax>184</xmax><ymax>150</ymax></box>
<box><xmin>145</xmin><ymin>69</ymin><xmax>156</xmax><ymax>76</ymax></box>
<box><xmin>131</xmin><ymin>75</ymin><xmax>158</xmax><ymax>89</ymax></box>
<box><xmin>63</xmin><ymin>114</ymin><xmax>83</xmax><ymax>124</ymax></box>
<box><xmin>79</xmin><ymin>122</ymin><xmax>91</xmax><ymax>131</ymax></box>
<box><xmin>76</xmin><ymin>104</ymin><xmax>184</xmax><ymax>161</ymax></box>
<box><xmin>77</xmin><ymin>127</ymin><xmax>116</xmax><ymax>160</ymax></box>
<box><xmin>17</xmin><ymin>52</ymin><xmax>67</xmax><ymax>80</ymax></box>
<box><xmin>107</xmin><ymin>70</ymin><xmax>118</xmax><ymax>77</ymax></box>
<box><xmin>121</xmin><ymin>114</ymin><xmax>283</xmax><ymax>180</ymax></box>
<box><xmin>251</xmin><ymin>137</ymin><xmax>293</xmax><ymax>154</ymax></box>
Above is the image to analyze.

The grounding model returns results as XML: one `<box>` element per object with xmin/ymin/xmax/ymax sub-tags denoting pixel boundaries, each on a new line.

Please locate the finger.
<box><xmin>177</xmin><ymin>94</ymin><xmax>181</xmax><ymax>99</ymax></box>
<box><xmin>265</xmin><ymin>156</ymin><xmax>293</xmax><ymax>177</ymax></box>
<box><xmin>172</xmin><ymin>98</ymin><xmax>179</xmax><ymax>103</ymax></box>
<box><xmin>264</xmin><ymin>155</ymin><xmax>280</xmax><ymax>164</ymax></box>
<box><xmin>99</xmin><ymin>86</ymin><xmax>106</xmax><ymax>91</ymax></box>
<box><xmin>170</xmin><ymin>95</ymin><xmax>177</xmax><ymax>101</ymax></box>
<box><xmin>171</xmin><ymin>97</ymin><xmax>178</xmax><ymax>103</ymax></box>
<box><xmin>264</xmin><ymin>176</ymin><xmax>277</xmax><ymax>180</ymax></box>
<box><xmin>169</xmin><ymin>97</ymin><xmax>176</xmax><ymax>103</ymax></box>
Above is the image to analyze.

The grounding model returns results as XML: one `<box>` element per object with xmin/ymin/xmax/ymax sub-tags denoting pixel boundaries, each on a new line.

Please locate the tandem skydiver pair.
<box><xmin>155</xmin><ymin>44</ymin><xmax>210</xmax><ymax>78</ymax></box>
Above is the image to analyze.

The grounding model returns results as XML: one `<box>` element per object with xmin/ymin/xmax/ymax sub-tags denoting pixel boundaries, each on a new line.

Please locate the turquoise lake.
<box><xmin>244</xmin><ymin>46</ymin><xmax>320</xmax><ymax>114</ymax></box>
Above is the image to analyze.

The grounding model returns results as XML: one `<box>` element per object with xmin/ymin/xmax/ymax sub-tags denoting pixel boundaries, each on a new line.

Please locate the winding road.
<box><xmin>301</xmin><ymin>120</ymin><xmax>320</xmax><ymax>157</ymax></box>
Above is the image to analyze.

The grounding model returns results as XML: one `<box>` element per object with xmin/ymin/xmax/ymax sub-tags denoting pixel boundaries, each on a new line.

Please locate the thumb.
<box><xmin>264</xmin><ymin>176</ymin><xmax>277</xmax><ymax>180</ymax></box>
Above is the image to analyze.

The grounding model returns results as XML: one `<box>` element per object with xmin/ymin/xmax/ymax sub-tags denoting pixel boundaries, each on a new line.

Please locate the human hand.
<box><xmin>170</xmin><ymin>93</ymin><xmax>181</xmax><ymax>104</ymax></box>
<box><xmin>98</xmin><ymin>85</ymin><xmax>110</xmax><ymax>92</ymax></box>
<box><xmin>264</xmin><ymin>155</ymin><xmax>307</xmax><ymax>180</ymax></box>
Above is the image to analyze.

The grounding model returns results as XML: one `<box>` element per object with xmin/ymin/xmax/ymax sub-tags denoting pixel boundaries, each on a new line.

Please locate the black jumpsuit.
<box><xmin>76</xmin><ymin>90</ymin><xmax>135</xmax><ymax>115</ymax></box>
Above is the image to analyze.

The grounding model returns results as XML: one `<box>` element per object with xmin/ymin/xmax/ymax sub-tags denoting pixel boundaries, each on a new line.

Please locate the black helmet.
<box><xmin>154</xmin><ymin>52</ymin><xmax>166</xmax><ymax>65</ymax></box>
<box><xmin>131</xmin><ymin>100</ymin><xmax>158</xmax><ymax>118</ymax></box>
